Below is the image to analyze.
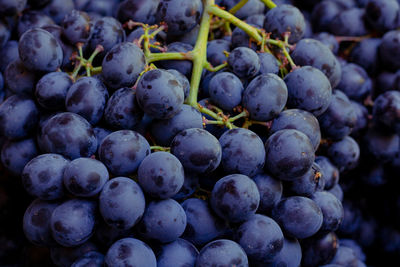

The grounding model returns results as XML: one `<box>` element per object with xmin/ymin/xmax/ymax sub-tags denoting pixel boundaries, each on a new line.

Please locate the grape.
<box><xmin>136</xmin><ymin>69</ymin><xmax>184</xmax><ymax>119</ymax></box>
<box><xmin>23</xmin><ymin>199</ymin><xmax>59</xmax><ymax>247</ymax></box>
<box><xmin>138</xmin><ymin>152</ymin><xmax>184</xmax><ymax>199</ymax></box>
<box><xmin>173</xmin><ymin>172</ymin><xmax>199</xmax><ymax>201</ymax></box>
<box><xmin>365</xmin><ymin>0</ymin><xmax>400</xmax><ymax>32</ymax></box>
<box><xmin>50</xmin><ymin>242</ymin><xmax>98</xmax><ymax>267</ymax></box>
<box><xmin>99</xmin><ymin>177</ymin><xmax>145</xmax><ymax>230</ymax></box>
<box><xmin>272</xmin><ymin>196</ymin><xmax>323</xmax><ymax>239</ymax></box>
<box><xmin>264</xmin><ymin>4</ymin><xmax>305</xmax><ymax>43</ymax></box>
<box><xmin>50</xmin><ymin>199</ymin><xmax>96</xmax><ymax>247</ymax></box>
<box><xmin>291</xmin><ymin>38</ymin><xmax>342</xmax><ymax>88</ymax></box>
<box><xmin>318</xmin><ymin>90</ymin><xmax>357</xmax><ymax>140</ymax></box>
<box><xmin>207</xmin><ymin>39</ymin><xmax>230</xmax><ymax>67</ymax></box>
<box><xmin>166</xmin><ymin>69</ymin><xmax>190</xmax><ymax>100</ymax></box>
<box><xmin>28</xmin><ymin>0</ymin><xmax>51</xmax><ymax>8</ymax></box>
<box><xmin>65</xmin><ymin>76</ymin><xmax>109</xmax><ymax>125</ymax></box>
<box><xmin>312</xmin><ymin>191</ymin><xmax>344</xmax><ymax>233</ymax></box>
<box><xmin>39</xmin><ymin>112</ymin><xmax>98</xmax><ymax>159</ymax></box>
<box><xmin>228</xmin><ymin>47</ymin><xmax>260</xmax><ymax>79</ymax></box>
<box><xmin>350</xmin><ymin>38</ymin><xmax>381</xmax><ymax>75</ymax></box>
<box><xmin>210</xmin><ymin>174</ymin><xmax>259</xmax><ymax>223</ymax></box>
<box><xmin>0</xmin><ymin>40</ymin><xmax>19</xmax><ymax>72</ymax></box>
<box><xmin>246</xmin><ymin>14</ymin><xmax>265</xmax><ymax>27</ymax></box>
<box><xmin>236</xmin><ymin>214</ymin><xmax>284</xmax><ymax>264</ymax></box>
<box><xmin>18</xmin><ymin>28</ymin><xmax>63</xmax><ymax>72</ymax></box>
<box><xmin>341</xmin><ymin>239</ymin><xmax>366</xmax><ymax>262</ymax></box>
<box><xmin>94</xmin><ymin>220</ymin><xmax>133</xmax><ymax>248</ymax></box>
<box><xmin>284</xmin><ymin>66</ymin><xmax>332</xmax><ymax>116</ymax></box>
<box><xmin>156</xmin><ymin>0</ymin><xmax>203</xmax><ymax>36</ymax></box>
<box><xmin>42</xmin><ymin>0</ymin><xmax>75</xmax><ymax>24</ymax></box>
<box><xmin>329</xmin><ymin>8</ymin><xmax>368</xmax><ymax>36</ymax></box>
<box><xmin>196</xmin><ymin>239</ymin><xmax>249</xmax><ymax>267</ymax></box>
<box><xmin>363</xmin><ymin>128</ymin><xmax>399</xmax><ymax>163</ymax></box>
<box><xmin>4</xmin><ymin>59</ymin><xmax>37</xmax><ymax>95</ymax></box>
<box><xmin>270</xmin><ymin>109</ymin><xmax>321</xmax><ymax>152</ymax></box>
<box><xmin>62</xmin><ymin>10</ymin><xmax>92</xmax><ymax>45</ymax></box>
<box><xmin>0</xmin><ymin>95</ymin><xmax>39</xmax><ymax>140</ymax></box>
<box><xmin>171</xmin><ymin>128</ymin><xmax>222</xmax><ymax>173</ymax></box>
<box><xmin>35</xmin><ymin>72</ymin><xmax>72</xmax><ymax>110</ymax></box>
<box><xmin>287</xmin><ymin>162</ymin><xmax>325</xmax><ymax>197</ymax></box>
<box><xmin>315</xmin><ymin>156</ymin><xmax>340</xmax><ymax>190</ymax></box>
<box><xmin>223</xmin><ymin>0</ymin><xmax>264</xmax><ymax>19</ymax></box>
<box><xmin>63</xmin><ymin>157</ymin><xmax>109</xmax><ymax>197</ymax></box>
<box><xmin>231</xmin><ymin>23</ymin><xmax>259</xmax><ymax>51</ymax></box>
<box><xmin>350</xmin><ymin>101</ymin><xmax>369</xmax><ymax>137</ymax></box>
<box><xmin>208</xmin><ymin>72</ymin><xmax>243</xmax><ymax>111</ymax></box>
<box><xmin>337</xmin><ymin>63</ymin><xmax>372</xmax><ymax>102</ymax></box>
<box><xmin>156</xmin><ymin>238</ymin><xmax>198</xmax><ymax>267</ymax></box>
<box><xmin>373</xmin><ymin>91</ymin><xmax>400</xmax><ymax>133</ymax></box>
<box><xmin>265</xmin><ymin>129</ymin><xmax>315</xmax><ymax>181</ymax></box>
<box><xmin>71</xmin><ymin>251</ymin><xmax>104</xmax><ymax>267</ymax></box>
<box><xmin>329</xmin><ymin>246</ymin><xmax>358</xmax><ymax>267</ymax></box>
<box><xmin>101</xmin><ymin>42</ymin><xmax>146</xmax><ymax>90</ymax></box>
<box><xmin>379</xmin><ymin>30</ymin><xmax>400</xmax><ymax>71</ymax></box>
<box><xmin>117</xmin><ymin>0</ymin><xmax>160</xmax><ymax>25</ymax></box>
<box><xmin>22</xmin><ymin>154</ymin><xmax>69</xmax><ymax>200</ymax></box>
<box><xmin>150</xmin><ymin>104</ymin><xmax>203</xmax><ymax>146</ymax></box>
<box><xmin>301</xmin><ymin>232</ymin><xmax>339</xmax><ymax>267</ymax></box>
<box><xmin>338</xmin><ymin>201</ymin><xmax>362</xmax><ymax>235</ymax></box>
<box><xmin>126</xmin><ymin>27</ymin><xmax>164</xmax><ymax>53</ymax></box>
<box><xmin>17</xmin><ymin>11</ymin><xmax>55</xmax><ymax>38</ymax></box>
<box><xmin>311</xmin><ymin>0</ymin><xmax>346</xmax><ymax>32</ymax></box>
<box><xmin>104</xmin><ymin>238</ymin><xmax>156</xmax><ymax>267</ymax></box>
<box><xmin>314</xmin><ymin>32</ymin><xmax>339</xmax><ymax>54</ymax></box>
<box><xmin>267</xmin><ymin>237</ymin><xmax>302</xmax><ymax>267</ymax></box>
<box><xmin>0</xmin><ymin>22</ymin><xmax>10</xmax><ymax>48</ymax></box>
<box><xmin>181</xmin><ymin>198</ymin><xmax>227</xmax><ymax>246</ymax></box>
<box><xmin>159</xmin><ymin>42</ymin><xmax>193</xmax><ymax>78</ymax></box>
<box><xmin>252</xmin><ymin>173</ymin><xmax>282</xmax><ymax>214</ymax></box>
<box><xmin>104</xmin><ymin>87</ymin><xmax>143</xmax><ymax>130</ymax></box>
<box><xmin>242</xmin><ymin>74</ymin><xmax>288</xmax><ymax>121</ymax></box>
<box><xmin>327</xmin><ymin>136</ymin><xmax>360</xmax><ymax>172</ymax></box>
<box><xmin>0</xmin><ymin>0</ymin><xmax>27</xmax><ymax>16</ymax></box>
<box><xmin>328</xmin><ymin>184</ymin><xmax>344</xmax><ymax>202</ymax></box>
<box><xmin>219</xmin><ymin>128</ymin><xmax>265</xmax><ymax>177</ymax></box>
<box><xmin>258</xmin><ymin>52</ymin><xmax>280</xmax><ymax>75</ymax></box>
<box><xmin>98</xmin><ymin>130</ymin><xmax>150</xmax><ymax>175</ymax></box>
<box><xmin>84</xmin><ymin>0</ymin><xmax>118</xmax><ymax>17</ymax></box>
<box><xmin>137</xmin><ymin>198</ymin><xmax>187</xmax><ymax>243</ymax></box>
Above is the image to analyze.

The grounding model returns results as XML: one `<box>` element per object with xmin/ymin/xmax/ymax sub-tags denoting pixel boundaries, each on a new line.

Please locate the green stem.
<box><xmin>228</xmin><ymin>110</ymin><xmax>249</xmax><ymax>122</ymax></box>
<box><xmin>229</xmin><ymin>0</ymin><xmax>249</xmax><ymax>14</ymax></box>
<box><xmin>150</xmin><ymin>146</ymin><xmax>170</xmax><ymax>152</ymax></box>
<box><xmin>147</xmin><ymin>52</ymin><xmax>191</xmax><ymax>63</ymax></box>
<box><xmin>204</xmin><ymin>62</ymin><xmax>227</xmax><ymax>72</ymax></box>
<box><xmin>205</xmin><ymin>120</ymin><xmax>225</xmax><ymax>125</ymax></box>
<box><xmin>259</xmin><ymin>0</ymin><xmax>277</xmax><ymax>9</ymax></box>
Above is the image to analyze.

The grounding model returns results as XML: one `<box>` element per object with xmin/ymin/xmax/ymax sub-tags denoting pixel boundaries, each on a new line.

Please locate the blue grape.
<box><xmin>156</xmin><ymin>0</ymin><xmax>203</xmax><ymax>36</ymax></box>
<box><xmin>104</xmin><ymin>238</ymin><xmax>156</xmax><ymax>267</ymax></box>
<box><xmin>340</xmin><ymin>239</ymin><xmax>366</xmax><ymax>262</ymax></box>
<box><xmin>314</xmin><ymin>32</ymin><xmax>339</xmax><ymax>54</ymax></box>
<box><xmin>270</xmin><ymin>109</ymin><xmax>321</xmax><ymax>151</ymax></box>
<box><xmin>104</xmin><ymin>87</ymin><xmax>143</xmax><ymax>130</ymax></box>
<box><xmin>170</xmin><ymin>24</ymin><xmax>200</xmax><ymax>46</ymax></box>
<box><xmin>136</xmin><ymin>69</ymin><xmax>184</xmax><ymax>119</ymax></box>
<box><xmin>329</xmin><ymin>246</ymin><xmax>358</xmax><ymax>267</ymax></box>
<box><xmin>272</xmin><ymin>196</ymin><xmax>323</xmax><ymax>239</ymax></box>
<box><xmin>50</xmin><ymin>199</ymin><xmax>97</xmax><ymax>247</ymax></box>
<box><xmin>66</xmin><ymin>76</ymin><xmax>109</xmax><ymax>125</ymax></box>
<box><xmin>0</xmin><ymin>40</ymin><xmax>19</xmax><ymax>72</ymax></box>
<box><xmin>328</xmin><ymin>184</ymin><xmax>344</xmax><ymax>202</ymax></box>
<box><xmin>117</xmin><ymin>0</ymin><xmax>160</xmax><ymax>25</ymax></box>
<box><xmin>0</xmin><ymin>0</ymin><xmax>26</xmax><ymax>16</ymax></box>
<box><xmin>173</xmin><ymin>172</ymin><xmax>199</xmax><ymax>201</ymax></box>
<box><xmin>208</xmin><ymin>72</ymin><xmax>243</xmax><ymax>111</ymax></box>
<box><xmin>42</xmin><ymin>0</ymin><xmax>75</xmax><ymax>24</ymax></box>
<box><xmin>327</xmin><ymin>136</ymin><xmax>360</xmax><ymax>172</ymax></box>
<box><xmin>211</xmin><ymin>174</ymin><xmax>260</xmax><ymax>223</ymax></box>
<box><xmin>99</xmin><ymin>177</ymin><xmax>145</xmax><ymax>230</ymax></box>
<box><xmin>4</xmin><ymin>59</ymin><xmax>37</xmax><ymax>95</ymax></box>
<box><xmin>312</xmin><ymin>191</ymin><xmax>344</xmax><ymax>233</ymax></box>
<box><xmin>137</xmin><ymin>198</ymin><xmax>187</xmax><ymax>243</ymax></box>
<box><xmin>159</xmin><ymin>42</ymin><xmax>193</xmax><ymax>78</ymax></box>
<box><xmin>101</xmin><ymin>42</ymin><xmax>146</xmax><ymax>90</ymax></box>
<box><xmin>265</xmin><ymin>129</ymin><xmax>315</xmax><ymax>180</ymax></box>
<box><xmin>138</xmin><ymin>152</ymin><xmax>184</xmax><ymax>199</ymax></box>
<box><xmin>329</xmin><ymin>8</ymin><xmax>368</xmax><ymax>36</ymax></box>
<box><xmin>207</xmin><ymin>39</ymin><xmax>230</xmax><ymax>67</ymax></box>
<box><xmin>267</xmin><ymin>237</ymin><xmax>302</xmax><ymax>267</ymax></box>
<box><xmin>71</xmin><ymin>251</ymin><xmax>104</xmax><ymax>267</ymax></box>
<box><xmin>246</xmin><ymin>14</ymin><xmax>265</xmax><ymax>27</ymax></box>
<box><xmin>1</xmin><ymin>138</ymin><xmax>38</xmax><ymax>176</ymax></box>
<box><xmin>171</xmin><ymin>128</ymin><xmax>222</xmax><ymax>173</ymax></box>
<box><xmin>231</xmin><ymin>23</ymin><xmax>259</xmax><ymax>50</ymax></box>
<box><xmin>62</xmin><ymin>10</ymin><xmax>91</xmax><ymax>45</ymax></box>
<box><xmin>196</xmin><ymin>239</ymin><xmax>249</xmax><ymax>267</ymax></box>
<box><xmin>350</xmin><ymin>38</ymin><xmax>381</xmax><ymax>75</ymax></box>
<box><xmin>50</xmin><ymin>242</ymin><xmax>98</xmax><ymax>267</ymax></box>
<box><xmin>17</xmin><ymin>11</ymin><xmax>55</xmax><ymax>37</ymax></box>
<box><xmin>63</xmin><ymin>157</ymin><xmax>109</xmax><ymax>197</ymax></box>
<box><xmin>379</xmin><ymin>30</ymin><xmax>400</xmax><ymax>71</ymax></box>
<box><xmin>98</xmin><ymin>130</ymin><xmax>150</xmax><ymax>175</ymax></box>
<box><xmin>35</xmin><ymin>72</ymin><xmax>73</xmax><ymax>110</ymax></box>
<box><xmin>150</xmin><ymin>104</ymin><xmax>203</xmax><ymax>146</ymax></box>
<box><xmin>0</xmin><ymin>22</ymin><xmax>10</xmax><ymax>48</ymax></box>
<box><xmin>223</xmin><ymin>0</ymin><xmax>264</xmax><ymax>19</ymax></box>
<box><xmin>18</xmin><ymin>28</ymin><xmax>63</xmax><ymax>72</ymax></box>
<box><xmin>0</xmin><ymin>94</ymin><xmax>39</xmax><ymax>140</ymax></box>
<box><xmin>350</xmin><ymin>101</ymin><xmax>369</xmax><ymax>137</ymax></box>
<box><xmin>264</xmin><ymin>4</ymin><xmax>306</xmax><ymax>43</ymax></box>
<box><xmin>288</xmin><ymin>162</ymin><xmax>325</xmax><ymax>196</ymax></box>
<box><xmin>166</xmin><ymin>69</ymin><xmax>190</xmax><ymax>100</ymax></box>
<box><xmin>258</xmin><ymin>52</ymin><xmax>280</xmax><ymax>75</ymax></box>
<box><xmin>94</xmin><ymin>220</ymin><xmax>134</xmax><ymax>247</ymax></box>
<box><xmin>242</xmin><ymin>73</ymin><xmax>288</xmax><ymax>121</ymax></box>
<box><xmin>181</xmin><ymin>198</ymin><xmax>227</xmax><ymax>246</ymax></box>
<box><xmin>365</xmin><ymin>0</ymin><xmax>400</xmax><ymax>32</ymax></box>
<box><xmin>22</xmin><ymin>153</ymin><xmax>69</xmax><ymax>200</ymax></box>
<box><xmin>253</xmin><ymin>173</ymin><xmax>282</xmax><ymax>214</ymax></box>
<box><xmin>364</xmin><ymin>128</ymin><xmax>399</xmax><ymax>163</ymax></box>
<box><xmin>284</xmin><ymin>66</ymin><xmax>332</xmax><ymax>116</ymax></box>
<box><xmin>219</xmin><ymin>128</ymin><xmax>265</xmax><ymax>177</ymax></box>
<box><xmin>23</xmin><ymin>198</ymin><xmax>59</xmax><ymax>246</ymax></box>
<box><xmin>337</xmin><ymin>63</ymin><xmax>372</xmax><ymax>102</ymax></box>
<box><xmin>315</xmin><ymin>156</ymin><xmax>340</xmax><ymax>190</ymax></box>
<box><xmin>228</xmin><ymin>47</ymin><xmax>260</xmax><ymax>79</ymax></box>
<box><xmin>373</xmin><ymin>90</ymin><xmax>400</xmax><ymax>133</ymax></box>
<box><xmin>236</xmin><ymin>214</ymin><xmax>284</xmax><ymax>264</ymax></box>
<box><xmin>84</xmin><ymin>0</ymin><xmax>118</xmax><ymax>17</ymax></box>
<box><xmin>301</xmin><ymin>232</ymin><xmax>339</xmax><ymax>267</ymax></box>
<box><xmin>318</xmin><ymin>90</ymin><xmax>357</xmax><ymax>140</ymax></box>
<box><xmin>39</xmin><ymin>112</ymin><xmax>98</xmax><ymax>159</ymax></box>
<box><xmin>291</xmin><ymin>38</ymin><xmax>342</xmax><ymax>88</ymax></box>
<box><xmin>156</xmin><ymin>238</ymin><xmax>198</xmax><ymax>267</ymax></box>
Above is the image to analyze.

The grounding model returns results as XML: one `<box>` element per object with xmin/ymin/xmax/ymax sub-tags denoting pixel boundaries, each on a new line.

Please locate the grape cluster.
<box><xmin>0</xmin><ymin>0</ymin><xmax>400</xmax><ymax>266</ymax></box>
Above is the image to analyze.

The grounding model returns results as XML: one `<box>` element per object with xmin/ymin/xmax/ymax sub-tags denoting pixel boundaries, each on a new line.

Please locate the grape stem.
<box><xmin>150</xmin><ymin>146</ymin><xmax>171</xmax><ymax>152</ymax></box>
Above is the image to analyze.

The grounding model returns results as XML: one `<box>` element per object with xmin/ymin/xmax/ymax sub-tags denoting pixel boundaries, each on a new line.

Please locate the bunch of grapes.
<box><xmin>1</xmin><ymin>0</ymin><xmax>400</xmax><ymax>266</ymax></box>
